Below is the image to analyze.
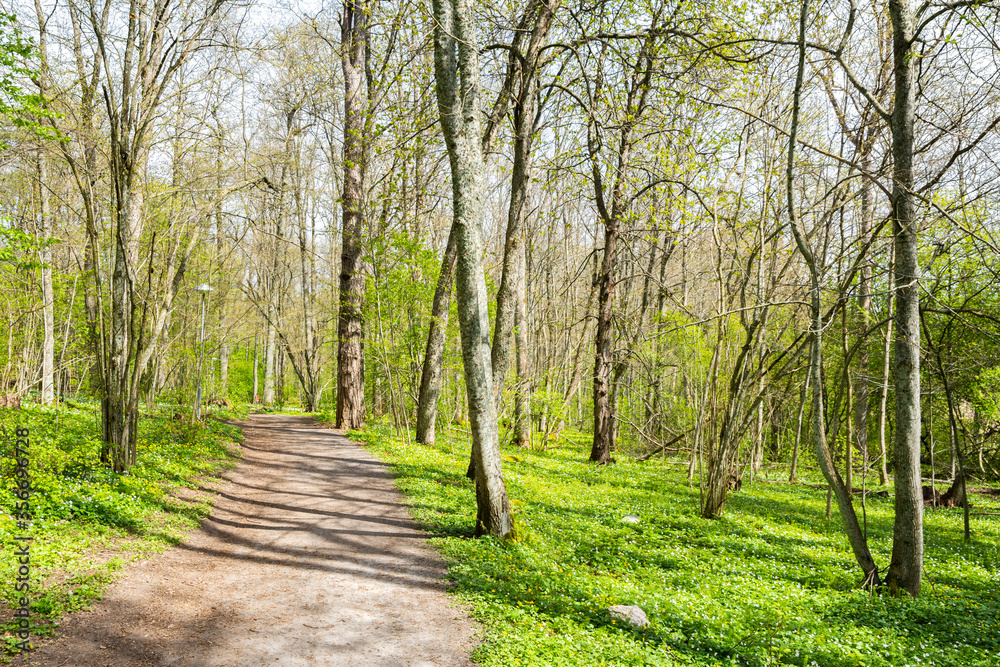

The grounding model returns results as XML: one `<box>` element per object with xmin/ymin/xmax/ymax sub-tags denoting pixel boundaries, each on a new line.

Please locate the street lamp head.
<box><xmin>194</xmin><ymin>283</ymin><xmax>213</xmax><ymax>293</ymax></box>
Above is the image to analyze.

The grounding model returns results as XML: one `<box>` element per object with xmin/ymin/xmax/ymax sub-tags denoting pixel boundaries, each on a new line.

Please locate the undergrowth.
<box><xmin>353</xmin><ymin>424</ymin><xmax>1000</xmax><ymax>667</ymax></box>
<box><xmin>0</xmin><ymin>401</ymin><xmax>241</xmax><ymax>656</ymax></box>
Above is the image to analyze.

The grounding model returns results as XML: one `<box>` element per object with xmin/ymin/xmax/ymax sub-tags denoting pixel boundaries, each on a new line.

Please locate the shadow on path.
<box><xmin>16</xmin><ymin>414</ymin><xmax>477</xmax><ymax>667</ymax></box>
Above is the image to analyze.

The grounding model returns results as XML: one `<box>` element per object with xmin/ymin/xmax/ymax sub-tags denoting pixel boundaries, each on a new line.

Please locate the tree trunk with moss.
<box><xmin>432</xmin><ymin>0</ymin><xmax>513</xmax><ymax>537</ymax></box>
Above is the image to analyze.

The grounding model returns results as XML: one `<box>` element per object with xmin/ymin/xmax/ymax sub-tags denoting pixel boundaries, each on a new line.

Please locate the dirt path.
<box><xmin>16</xmin><ymin>414</ymin><xmax>478</xmax><ymax>666</ymax></box>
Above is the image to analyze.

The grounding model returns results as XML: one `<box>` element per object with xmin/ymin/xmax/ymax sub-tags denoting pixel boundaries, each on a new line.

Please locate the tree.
<box><xmin>415</xmin><ymin>227</ymin><xmax>457</xmax><ymax>444</ymax></box>
<box><xmin>882</xmin><ymin>0</ymin><xmax>922</xmax><ymax>597</ymax></box>
<box><xmin>337</xmin><ymin>0</ymin><xmax>368</xmax><ymax>429</ymax></box>
<box><xmin>419</xmin><ymin>0</ymin><xmax>556</xmax><ymax>452</ymax></box>
<box><xmin>432</xmin><ymin>0</ymin><xmax>513</xmax><ymax>537</ymax></box>
<box><xmin>490</xmin><ymin>0</ymin><xmax>560</xmax><ymax>432</ymax></box>
<box><xmin>32</xmin><ymin>0</ymin><xmax>53</xmax><ymax>406</ymax></box>
<box><xmin>581</xmin><ymin>15</ymin><xmax>665</xmax><ymax>464</ymax></box>
<box><xmin>87</xmin><ymin>0</ymin><xmax>229</xmax><ymax>471</ymax></box>
<box><xmin>785</xmin><ymin>0</ymin><xmax>880</xmax><ymax>586</ymax></box>
<box><xmin>0</xmin><ymin>12</ymin><xmax>47</xmax><ymax>133</ymax></box>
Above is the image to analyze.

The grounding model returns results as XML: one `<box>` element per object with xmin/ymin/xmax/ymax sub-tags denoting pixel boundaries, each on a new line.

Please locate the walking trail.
<box><xmin>16</xmin><ymin>414</ymin><xmax>478</xmax><ymax>667</ymax></box>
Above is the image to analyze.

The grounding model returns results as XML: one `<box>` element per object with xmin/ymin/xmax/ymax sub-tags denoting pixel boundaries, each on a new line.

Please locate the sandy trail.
<box><xmin>16</xmin><ymin>414</ymin><xmax>478</xmax><ymax>667</ymax></box>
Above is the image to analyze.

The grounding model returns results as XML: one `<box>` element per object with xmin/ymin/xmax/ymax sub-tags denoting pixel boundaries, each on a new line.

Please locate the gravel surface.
<box><xmin>15</xmin><ymin>414</ymin><xmax>478</xmax><ymax>666</ymax></box>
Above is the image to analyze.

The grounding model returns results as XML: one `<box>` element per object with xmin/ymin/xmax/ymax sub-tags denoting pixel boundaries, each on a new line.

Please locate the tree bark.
<box><xmin>416</xmin><ymin>227</ymin><xmax>458</xmax><ymax>444</ymax></box>
<box><xmin>220</xmin><ymin>343</ymin><xmax>229</xmax><ymax>398</ymax></box>
<box><xmin>295</xmin><ymin>160</ymin><xmax>323</xmax><ymax>412</ymax></box>
<box><xmin>263</xmin><ymin>319</ymin><xmax>276</xmax><ymax>405</ymax></box>
<box><xmin>588</xmin><ymin>27</ymin><xmax>658</xmax><ymax>463</ymax></box>
<box><xmin>490</xmin><ymin>0</ymin><xmax>557</xmax><ymax>398</ymax></box>
<box><xmin>276</xmin><ymin>343</ymin><xmax>286</xmax><ymax>405</ymax></box>
<box><xmin>89</xmin><ymin>0</ymin><xmax>226</xmax><ymax>471</ymax></box>
<box><xmin>877</xmin><ymin>247</ymin><xmax>894</xmax><ymax>485</ymax></box>
<box><xmin>853</xmin><ymin>152</ymin><xmax>874</xmax><ymax>474</ymax></box>
<box><xmin>337</xmin><ymin>0</ymin><xmax>369</xmax><ymax>429</ymax></box>
<box><xmin>432</xmin><ymin>0</ymin><xmax>513</xmax><ymax>537</ymax></box>
<box><xmin>513</xmin><ymin>257</ymin><xmax>531</xmax><ymax>448</ymax></box>
<box><xmin>252</xmin><ymin>336</ymin><xmax>260</xmax><ymax>403</ymax></box>
<box><xmin>591</xmin><ymin>218</ymin><xmax>618</xmax><ymax>463</ymax></box>
<box><xmin>786</xmin><ymin>0</ymin><xmax>880</xmax><ymax>585</ymax></box>
<box><xmin>33</xmin><ymin>0</ymin><xmax>55</xmax><ymax>407</ymax></box>
<box><xmin>37</xmin><ymin>152</ymin><xmax>55</xmax><ymax>406</ymax></box>
<box><xmin>884</xmin><ymin>0</ymin><xmax>923</xmax><ymax>598</ymax></box>
<box><xmin>462</xmin><ymin>0</ymin><xmax>557</xmax><ymax>475</ymax></box>
<box><xmin>103</xmin><ymin>159</ymin><xmax>145</xmax><ymax>472</ymax></box>
<box><xmin>843</xmin><ymin>308</ymin><xmax>854</xmax><ymax>495</ymax></box>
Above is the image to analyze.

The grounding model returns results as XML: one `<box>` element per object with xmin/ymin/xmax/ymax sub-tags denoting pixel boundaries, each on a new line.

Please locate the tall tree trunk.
<box><xmin>465</xmin><ymin>0</ymin><xmax>557</xmax><ymax>476</ymax></box>
<box><xmin>416</xmin><ymin>227</ymin><xmax>458</xmax><ymax>444</ymax></box>
<box><xmin>490</xmin><ymin>0</ymin><xmax>557</xmax><ymax>398</ymax></box>
<box><xmin>591</xmin><ymin>219</ymin><xmax>618</xmax><ymax>463</ymax></box>
<box><xmin>103</xmin><ymin>162</ymin><xmax>145</xmax><ymax>472</ymax></box>
<box><xmin>92</xmin><ymin>0</ymin><xmax>225</xmax><ymax>472</ymax></box>
<box><xmin>877</xmin><ymin>246</ymin><xmax>894</xmax><ymax>485</ymax></box>
<box><xmin>587</xmin><ymin>23</ymin><xmax>657</xmax><ymax>464</ymax></box>
<box><xmin>513</xmin><ymin>255</ymin><xmax>531</xmax><ymax>448</ymax></box>
<box><xmin>220</xmin><ymin>343</ymin><xmax>229</xmax><ymax>398</ymax></box>
<box><xmin>805</xmin><ymin>316</ymin><xmax>881</xmax><ymax>585</ymax></box>
<box><xmin>432</xmin><ymin>0</ymin><xmax>513</xmax><ymax>537</ymax></box>
<box><xmin>37</xmin><ymin>151</ymin><xmax>55</xmax><ymax>406</ymax></box>
<box><xmin>853</xmin><ymin>152</ymin><xmax>874</xmax><ymax>475</ymax></box>
<box><xmin>843</xmin><ymin>308</ymin><xmax>854</xmax><ymax>495</ymax></box>
<box><xmin>263</xmin><ymin>319</ymin><xmax>276</xmax><ymax>405</ymax></box>
<box><xmin>786</xmin><ymin>0</ymin><xmax>880</xmax><ymax>585</ymax></box>
<box><xmin>884</xmin><ymin>0</ymin><xmax>923</xmax><ymax>598</ymax></box>
<box><xmin>82</xmin><ymin>232</ymin><xmax>102</xmax><ymax>394</ymax></box>
<box><xmin>34</xmin><ymin>0</ymin><xmax>54</xmax><ymax>406</ymax></box>
<box><xmin>296</xmin><ymin>182</ymin><xmax>322</xmax><ymax>412</ymax></box>
<box><xmin>702</xmin><ymin>319</ymin><xmax>756</xmax><ymax>517</ymax></box>
<box><xmin>337</xmin><ymin>0</ymin><xmax>368</xmax><ymax>430</ymax></box>
<box><xmin>276</xmin><ymin>344</ymin><xmax>286</xmax><ymax>405</ymax></box>
<box><xmin>252</xmin><ymin>336</ymin><xmax>260</xmax><ymax>403</ymax></box>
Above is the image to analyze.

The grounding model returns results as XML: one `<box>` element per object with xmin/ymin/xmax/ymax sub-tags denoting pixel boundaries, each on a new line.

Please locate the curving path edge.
<box><xmin>15</xmin><ymin>414</ymin><xmax>478</xmax><ymax>667</ymax></box>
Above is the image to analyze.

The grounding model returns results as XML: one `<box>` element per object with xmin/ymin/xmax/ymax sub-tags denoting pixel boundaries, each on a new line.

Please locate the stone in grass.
<box><xmin>621</xmin><ymin>515</ymin><xmax>641</xmax><ymax>524</ymax></box>
<box><xmin>608</xmin><ymin>605</ymin><xmax>649</xmax><ymax>628</ymax></box>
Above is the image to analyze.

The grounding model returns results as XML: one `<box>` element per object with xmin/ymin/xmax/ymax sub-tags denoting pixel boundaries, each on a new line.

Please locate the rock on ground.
<box><xmin>608</xmin><ymin>605</ymin><xmax>649</xmax><ymax>628</ymax></box>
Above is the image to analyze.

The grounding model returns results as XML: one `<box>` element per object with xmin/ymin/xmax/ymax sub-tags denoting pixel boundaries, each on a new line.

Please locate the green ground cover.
<box><xmin>0</xmin><ymin>402</ymin><xmax>241</xmax><ymax>655</ymax></box>
<box><xmin>353</xmin><ymin>424</ymin><xmax>1000</xmax><ymax>667</ymax></box>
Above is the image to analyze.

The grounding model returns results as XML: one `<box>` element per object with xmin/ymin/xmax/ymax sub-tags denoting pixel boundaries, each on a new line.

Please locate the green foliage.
<box><xmin>0</xmin><ymin>13</ymin><xmax>55</xmax><ymax>144</ymax></box>
<box><xmin>354</xmin><ymin>425</ymin><xmax>1000</xmax><ymax>667</ymax></box>
<box><xmin>364</xmin><ymin>230</ymin><xmax>459</xmax><ymax>424</ymax></box>
<box><xmin>313</xmin><ymin>405</ymin><xmax>336</xmax><ymax>426</ymax></box>
<box><xmin>0</xmin><ymin>224</ymin><xmax>53</xmax><ymax>267</ymax></box>
<box><xmin>0</xmin><ymin>402</ymin><xmax>241</xmax><ymax>652</ymax></box>
<box><xmin>225</xmin><ymin>349</ymin><xmax>261</xmax><ymax>404</ymax></box>
<box><xmin>971</xmin><ymin>368</ymin><xmax>1000</xmax><ymax>424</ymax></box>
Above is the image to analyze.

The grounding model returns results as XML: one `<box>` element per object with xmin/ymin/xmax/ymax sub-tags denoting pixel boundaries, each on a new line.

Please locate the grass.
<box><xmin>0</xmin><ymin>400</ymin><xmax>242</xmax><ymax>656</ymax></box>
<box><xmin>352</xmin><ymin>424</ymin><xmax>1000</xmax><ymax>667</ymax></box>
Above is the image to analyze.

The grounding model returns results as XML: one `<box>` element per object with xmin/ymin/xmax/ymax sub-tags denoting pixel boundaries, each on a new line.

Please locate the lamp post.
<box><xmin>194</xmin><ymin>283</ymin><xmax>213</xmax><ymax>420</ymax></box>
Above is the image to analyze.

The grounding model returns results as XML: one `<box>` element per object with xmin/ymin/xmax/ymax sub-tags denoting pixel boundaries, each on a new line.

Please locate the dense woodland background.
<box><xmin>2</xmin><ymin>0</ymin><xmax>1000</xmax><ymax>598</ymax></box>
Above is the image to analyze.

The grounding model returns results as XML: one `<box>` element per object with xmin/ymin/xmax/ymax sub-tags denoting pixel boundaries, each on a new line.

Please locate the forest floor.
<box><xmin>352</xmin><ymin>424</ymin><xmax>1000</xmax><ymax>667</ymax></box>
<box><xmin>11</xmin><ymin>414</ymin><xmax>477</xmax><ymax>667</ymax></box>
